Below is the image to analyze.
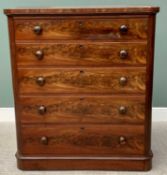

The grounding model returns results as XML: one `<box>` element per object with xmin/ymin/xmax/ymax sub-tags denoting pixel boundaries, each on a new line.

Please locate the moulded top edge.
<box><xmin>4</xmin><ymin>6</ymin><xmax>160</xmax><ymax>16</ymax></box>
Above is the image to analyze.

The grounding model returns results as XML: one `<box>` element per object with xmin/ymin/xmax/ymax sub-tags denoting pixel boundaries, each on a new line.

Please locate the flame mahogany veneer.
<box><xmin>4</xmin><ymin>7</ymin><xmax>159</xmax><ymax>170</ymax></box>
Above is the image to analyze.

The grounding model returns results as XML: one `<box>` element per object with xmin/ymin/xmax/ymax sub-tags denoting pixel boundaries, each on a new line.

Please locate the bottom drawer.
<box><xmin>20</xmin><ymin>125</ymin><xmax>145</xmax><ymax>156</ymax></box>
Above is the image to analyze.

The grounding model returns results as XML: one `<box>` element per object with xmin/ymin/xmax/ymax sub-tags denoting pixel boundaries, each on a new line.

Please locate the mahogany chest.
<box><xmin>4</xmin><ymin>7</ymin><xmax>159</xmax><ymax>171</ymax></box>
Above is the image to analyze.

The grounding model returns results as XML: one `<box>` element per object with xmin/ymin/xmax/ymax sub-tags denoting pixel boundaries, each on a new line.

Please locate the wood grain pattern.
<box><xmin>4</xmin><ymin>7</ymin><xmax>160</xmax><ymax>15</ymax></box>
<box><xmin>4</xmin><ymin>7</ymin><xmax>159</xmax><ymax>171</ymax></box>
<box><xmin>16</xmin><ymin>154</ymin><xmax>152</xmax><ymax>171</ymax></box>
<box><xmin>16</xmin><ymin>42</ymin><xmax>147</xmax><ymax>66</ymax></box>
<box><xmin>19</xmin><ymin>95</ymin><xmax>145</xmax><ymax>124</ymax></box>
<box><xmin>18</xmin><ymin>67</ymin><xmax>146</xmax><ymax>94</ymax></box>
<box><xmin>14</xmin><ymin>18</ymin><xmax>148</xmax><ymax>40</ymax></box>
<box><xmin>20</xmin><ymin>124</ymin><xmax>145</xmax><ymax>155</ymax></box>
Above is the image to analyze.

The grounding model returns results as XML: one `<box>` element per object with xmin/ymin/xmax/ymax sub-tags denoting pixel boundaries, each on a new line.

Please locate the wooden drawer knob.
<box><xmin>119</xmin><ymin>25</ymin><xmax>128</xmax><ymax>34</ymax></box>
<box><xmin>36</xmin><ymin>76</ymin><xmax>45</xmax><ymax>86</ymax></box>
<box><xmin>119</xmin><ymin>136</ymin><xmax>126</xmax><ymax>145</ymax></box>
<box><xmin>40</xmin><ymin>136</ymin><xmax>48</xmax><ymax>145</ymax></box>
<box><xmin>33</xmin><ymin>25</ymin><xmax>42</xmax><ymax>35</ymax></box>
<box><xmin>119</xmin><ymin>76</ymin><xmax>127</xmax><ymax>86</ymax></box>
<box><xmin>38</xmin><ymin>105</ymin><xmax>47</xmax><ymax>115</ymax></box>
<box><xmin>120</xmin><ymin>50</ymin><xmax>128</xmax><ymax>59</ymax></box>
<box><xmin>119</xmin><ymin>106</ymin><xmax>127</xmax><ymax>115</ymax></box>
<box><xmin>35</xmin><ymin>50</ymin><xmax>44</xmax><ymax>60</ymax></box>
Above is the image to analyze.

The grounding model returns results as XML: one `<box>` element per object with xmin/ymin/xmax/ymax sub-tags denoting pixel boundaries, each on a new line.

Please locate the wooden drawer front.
<box><xmin>16</xmin><ymin>42</ymin><xmax>147</xmax><ymax>66</ymax></box>
<box><xmin>14</xmin><ymin>18</ymin><xmax>148</xmax><ymax>40</ymax></box>
<box><xmin>18</xmin><ymin>68</ymin><xmax>146</xmax><ymax>94</ymax></box>
<box><xmin>20</xmin><ymin>125</ymin><xmax>145</xmax><ymax>155</ymax></box>
<box><xmin>19</xmin><ymin>96</ymin><xmax>145</xmax><ymax>124</ymax></box>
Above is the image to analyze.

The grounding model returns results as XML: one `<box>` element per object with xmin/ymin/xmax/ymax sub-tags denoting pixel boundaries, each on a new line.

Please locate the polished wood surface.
<box><xmin>4</xmin><ymin>7</ymin><xmax>159</xmax><ymax>170</ymax></box>
<box><xmin>18</xmin><ymin>67</ymin><xmax>146</xmax><ymax>94</ymax></box>
<box><xmin>20</xmin><ymin>125</ymin><xmax>145</xmax><ymax>155</ymax></box>
<box><xmin>16</xmin><ymin>154</ymin><xmax>152</xmax><ymax>170</ymax></box>
<box><xmin>16</xmin><ymin>42</ymin><xmax>147</xmax><ymax>66</ymax></box>
<box><xmin>19</xmin><ymin>95</ymin><xmax>145</xmax><ymax>124</ymax></box>
<box><xmin>14</xmin><ymin>18</ymin><xmax>148</xmax><ymax>40</ymax></box>
<box><xmin>4</xmin><ymin>6</ymin><xmax>159</xmax><ymax>15</ymax></box>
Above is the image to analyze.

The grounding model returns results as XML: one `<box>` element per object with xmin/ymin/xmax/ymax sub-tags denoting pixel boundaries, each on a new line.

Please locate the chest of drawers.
<box><xmin>4</xmin><ymin>7</ymin><xmax>159</xmax><ymax>171</ymax></box>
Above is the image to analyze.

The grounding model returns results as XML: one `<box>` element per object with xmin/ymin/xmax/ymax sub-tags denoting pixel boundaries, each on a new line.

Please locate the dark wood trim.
<box><xmin>13</xmin><ymin>15</ymin><xmax>150</xmax><ymax>20</ymax></box>
<box><xmin>144</xmin><ymin>14</ymin><xmax>156</xmax><ymax>155</ymax></box>
<box><xmin>16</xmin><ymin>152</ymin><xmax>152</xmax><ymax>171</ymax></box>
<box><xmin>7</xmin><ymin>16</ymin><xmax>23</xmax><ymax>154</ymax></box>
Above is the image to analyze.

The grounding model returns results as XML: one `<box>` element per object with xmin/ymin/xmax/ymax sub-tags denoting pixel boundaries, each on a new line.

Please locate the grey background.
<box><xmin>0</xmin><ymin>0</ymin><xmax>165</xmax><ymax>107</ymax></box>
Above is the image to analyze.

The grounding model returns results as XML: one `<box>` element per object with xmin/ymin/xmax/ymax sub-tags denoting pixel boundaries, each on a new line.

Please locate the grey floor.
<box><xmin>0</xmin><ymin>122</ymin><xmax>167</xmax><ymax>175</ymax></box>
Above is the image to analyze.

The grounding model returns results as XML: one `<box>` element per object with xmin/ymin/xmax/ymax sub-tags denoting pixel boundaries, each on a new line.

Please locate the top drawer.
<box><xmin>14</xmin><ymin>17</ymin><xmax>148</xmax><ymax>41</ymax></box>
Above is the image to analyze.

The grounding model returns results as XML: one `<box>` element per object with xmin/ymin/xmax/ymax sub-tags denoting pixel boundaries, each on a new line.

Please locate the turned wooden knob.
<box><xmin>36</xmin><ymin>76</ymin><xmax>45</xmax><ymax>86</ymax></box>
<box><xmin>40</xmin><ymin>136</ymin><xmax>48</xmax><ymax>145</ymax></box>
<box><xmin>119</xmin><ymin>76</ymin><xmax>127</xmax><ymax>86</ymax></box>
<box><xmin>35</xmin><ymin>50</ymin><xmax>44</xmax><ymax>60</ymax></box>
<box><xmin>38</xmin><ymin>105</ymin><xmax>47</xmax><ymax>115</ymax></box>
<box><xmin>119</xmin><ymin>136</ymin><xmax>126</xmax><ymax>145</ymax></box>
<box><xmin>119</xmin><ymin>106</ymin><xmax>127</xmax><ymax>115</ymax></box>
<box><xmin>119</xmin><ymin>25</ymin><xmax>128</xmax><ymax>34</ymax></box>
<box><xmin>33</xmin><ymin>25</ymin><xmax>42</xmax><ymax>35</ymax></box>
<box><xmin>120</xmin><ymin>50</ymin><xmax>128</xmax><ymax>59</ymax></box>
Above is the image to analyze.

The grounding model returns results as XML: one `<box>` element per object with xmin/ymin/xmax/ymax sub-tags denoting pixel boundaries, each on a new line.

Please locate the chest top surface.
<box><xmin>4</xmin><ymin>6</ymin><xmax>159</xmax><ymax>15</ymax></box>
